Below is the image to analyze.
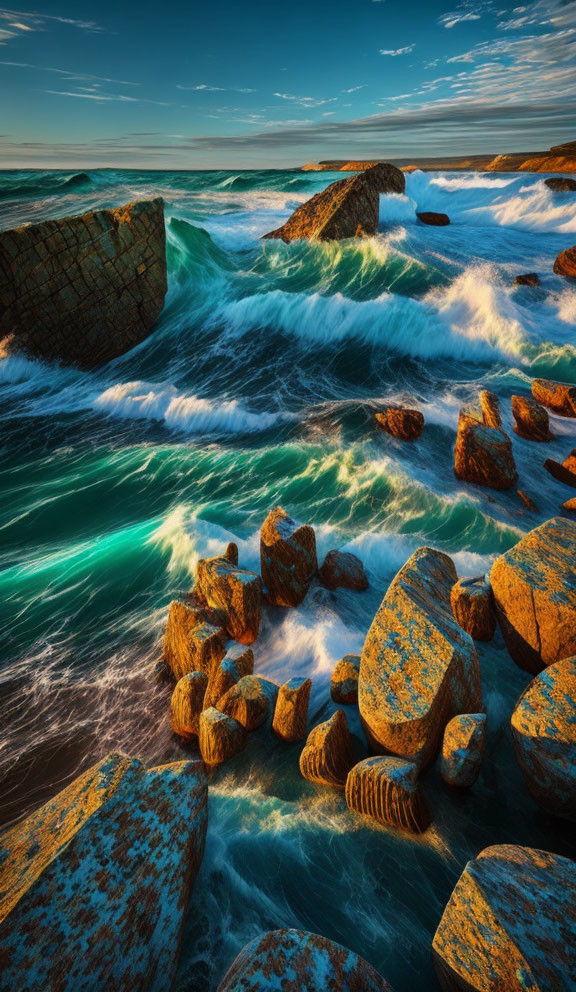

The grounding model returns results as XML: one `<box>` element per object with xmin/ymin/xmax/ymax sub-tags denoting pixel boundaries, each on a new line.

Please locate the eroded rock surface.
<box><xmin>260</xmin><ymin>506</ymin><xmax>317</xmax><ymax>607</ymax></box>
<box><xmin>375</xmin><ymin>406</ymin><xmax>424</xmax><ymax>440</ymax></box>
<box><xmin>479</xmin><ymin>390</ymin><xmax>502</xmax><ymax>430</ymax></box>
<box><xmin>299</xmin><ymin>709</ymin><xmax>355</xmax><ymax>787</ymax></box>
<box><xmin>272</xmin><ymin>677</ymin><xmax>312</xmax><ymax>741</ymax></box>
<box><xmin>532</xmin><ymin>377</ymin><xmax>576</xmax><ymax>416</ymax></box>
<box><xmin>331</xmin><ymin>654</ymin><xmax>361</xmax><ymax>704</ymax></box>
<box><xmin>454</xmin><ymin>413</ymin><xmax>517</xmax><ymax>490</ymax></box>
<box><xmin>164</xmin><ymin>600</ymin><xmax>226</xmax><ymax>680</ymax></box>
<box><xmin>318</xmin><ymin>550</ymin><xmax>368</xmax><ymax>591</ymax></box>
<box><xmin>217</xmin><ymin>674</ymin><xmax>270</xmax><ymax>731</ymax></box>
<box><xmin>199</xmin><ymin>707</ymin><xmax>246</xmax><ymax>766</ymax></box>
<box><xmin>171</xmin><ymin>671</ymin><xmax>209</xmax><ymax>739</ymax></box>
<box><xmin>450</xmin><ymin>576</ymin><xmax>495</xmax><ymax>641</ymax></box>
<box><xmin>345</xmin><ymin>756</ymin><xmax>429</xmax><ymax>833</ymax></box>
<box><xmin>441</xmin><ymin>713</ymin><xmax>486</xmax><ymax>788</ymax></box>
<box><xmin>196</xmin><ymin>544</ymin><xmax>262</xmax><ymax>645</ymax></box>
<box><xmin>204</xmin><ymin>644</ymin><xmax>254</xmax><ymax>709</ymax></box>
<box><xmin>512</xmin><ymin>395</ymin><xmax>552</xmax><ymax>441</ymax></box>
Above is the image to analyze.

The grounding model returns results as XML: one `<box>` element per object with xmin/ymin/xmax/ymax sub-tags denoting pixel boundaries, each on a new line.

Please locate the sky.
<box><xmin>0</xmin><ymin>0</ymin><xmax>575</xmax><ymax>169</ymax></box>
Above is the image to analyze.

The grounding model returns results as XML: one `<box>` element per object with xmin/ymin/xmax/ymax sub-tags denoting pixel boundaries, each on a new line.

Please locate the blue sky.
<box><xmin>0</xmin><ymin>0</ymin><xmax>575</xmax><ymax>168</ymax></box>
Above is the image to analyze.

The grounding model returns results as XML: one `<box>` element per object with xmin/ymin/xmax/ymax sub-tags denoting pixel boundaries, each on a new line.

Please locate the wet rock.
<box><xmin>518</xmin><ymin>489</ymin><xmax>538</xmax><ymax>512</ymax></box>
<box><xmin>318</xmin><ymin>549</ymin><xmax>368</xmax><ymax>591</ymax></box>
<box><xmin>358</xmin><ymin>547</ymin><xmax>482</xmax><ymax>769</ymax></box>
<box><xmin>164</xmin><ymin>600</ymin><xmax>226</xmax><ymax>680</ymax></box>
<box><xmin>546</xmin><ymin>176</ymin><xmax>576</xmax><ymax>191</ymax></box>
<box><xmin>479</xmin><ymin>389</ymin><xmax>502</xmax><ymax>430</ymax></box>
<box><xmin>532</xmin><ymin>376</ymin><xmax>576</xmax><ymax>416</ymax></box>
<box><xmin>511</xmin><ymin>395</ymin><xmax>552</xmax><ymax>441</ymax></box>
<box><xmin>345</xmin><ymin>756</ymin><xmax>430</xmax><ymax>833</ymax></box>
<box><xmin>375</xmin><ymin>406</ymin><xmax>424</xmax><ymax>440</ymax></box>
<box><xmin>331</xmin><ymin>654</ymin><xmax>361</xmax><ymax>704</ymax></box>
<box><xmin>216</xmin><ymin>928</ymin><xmax>395</xmax><ymax>992</ymax></box>
<box><xmin>432</xmin><ymin>844</ymin><xmax>576</xmax><ymax>992</ymax></box>
<box><xmin>299</xmin><ymin>709</ymin><xmax>355</xmax><ymax>787</ymax></box>
<box><xmin>450</xmin><ymin>576</ymin><xmax>495</xmax><ymax>641</ymax></box>
<box><xmin>454</xmin><ymin>412</ymin><xmax>518</xmax><ymax>489</ymax></box>
<box><xmin>196</xmin><ymin>544</ymin><xmax>261</xmax><ymax>645</ymax></box>
<box><xmin>417</xmin><ymin>211</ymin><xmax>450</xmax><ymax>226</ymax></box>
<box><xmin>544</xmin><ymin>451</ymin><xmax>576</xmax><ymax>488</ymax></box>
<box><xmin>260</xmin><ymin>506</ymin><xmax>317</xmax><ymax>607</ymax></box>
<box><xmin>511</xmin><ymin>656</ymin><xmax>576</xmax><ymax>820</ymax></box>
<box><xmin>0</xmin><ymin>200</ymin><xmax>167</xmax><ymax>368</ymax></box>
<box><xmin>272</xmin><ymin>677</ymin><xmax>312</xmax><ymax>741</ymax></box>
<box><xmin>204</xmin><ymin>644</ymin><xmax>254</xmax><ymax>709</ymax></box>
<box><xmin>171</xmin><ymin>671</ymin><xmax>209</xmax><ymax>739</ymax></box>
<box><xmin>263</xmin><ymin>162</ymin><xmax>405</xmax><ymax>242</ymax></box>
<box><xmin>0</xmin><ymin>752</ymin><xmax>207</xmax><ymax>992</ymax></box>
<box><xmin>490</xmin><ymin>517</ymin><xmax>576</xmax><ymax>673</ymax></box>
<box><xmin>217</xmin><ymin>674</ymin><xmax>270</xmax><ymax>731</ymax></box>
<box><xmin>199</xmin><ymin>707</ymin><xmax>246</xmax><ymax>766</ymax></box>
<box><xmin>563</xmin><ymin>496</ymin><xmax>576</xmax><ymax>513</ymax></box>
<box><xmin>514</xmin><ymin>272</ymin><xmax>540</xmax><ymax>286</ymax></box>
<box><xmin>441</xmin><ymin>713</ymin><xmax>486</xmax><ymax>788</ymax></box>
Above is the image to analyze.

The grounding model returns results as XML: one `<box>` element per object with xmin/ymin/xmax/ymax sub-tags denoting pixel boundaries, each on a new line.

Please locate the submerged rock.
<box><xmin>272</xmin><ymin>677</ymin><xmax>312</xmax><ymax>741</ymax></box>
<box><xmin>432</xmin><ymin>844</ymin><xmax>576</xmax><ymax>992</ymax></box>
<box><xmin>204</xmin><ymin>644</ymin><xmax>254</xmax><ymax>709</ymax></box>
<box><xmin>171</xmin><ymin>671</ymin><xmax>209</xmax><ymax>739</ymax></box>
<box><xmin>199</xmin><ymin>707</ymin><xmax>247</xmax><ymax>766</ymax></box>
<box><xmin>532</xmin><ymin>377</ymin><xmax>576</xmax><ymax>416</ymax></box>
<box><xmin>0</xmin><ymin>752</ymin><xmax>207</xmax><ymax>992</ymax></box>
<box><xmin>196</xmin><ymin>544</ymin><xmax>262</xmax><ymax>645</ymax></box>
<box><xmin>375</xmin><ymin>406</ymin><xmax>424</xmax><ymax>440</ymax></box>
<box><xmin>331</xmin><ymin>654</ymin><xmax>361</xmax><ymax>704</ymax></box>
<box><xmin>318</xmin><ymin>549</ymin><xmax>368</xmax><ymax>591</ymax></box>
<box><xmin>217</xmin><ymin>674</ymin><xmax>270</xmax><ymax>731</ymax></box>
<box><xmin>514</xmin><ymin>272</ymin><xmax>540</xmax><ymax>286</ymax></box>
<box><xmin>441</xmin><ymin>713</ymin><xmax>486</xmax><ymax>788</ymax></box>
<box><xmin>0</xmin><ymin>199</ymin><xmax>167</xmax><ymax>368</ymax></box>
<box><xmin>416</xmin><ymin>211</ymin><xmax>450</xmax><ymax>226</ymax></box>
<box><xmin>450</xmin><ymin>576</ymin><xmax>495</xmax><ymax>641</ymax></box>
<box><xmin>260</xmin><ymin>506</ymin><xmax>317</xmax><ymax>607</ymax></box>
<box><xmin>546</xmin><ymin>176</ymin><xmax>576</xmax><ymax>191</ymax></box>
<box><xmin>345</xmin><ymin>756</ymin><xmax>429</xmax><ymax>834</ymax></box>
<box><xmin>164</xmin><ymin>600</ymin><xmax>226</xmax><ymax>680</ymax></box>
<box><xmin>454</xmin><ymin>413</ymin><xmax>518</xmax><ymax>489</ymax></box>
<box><xmin>511</xmin><ymin>395</ymin><xmax>552</xmax><ymax>441</ymax></box>
<box><xmin>299</xmin><ymin>709</ymin><xmax>355</xmax><ymax>787</ymax></box>
<box><xmin>554</xmin><ymin>245</ymin><xmax>576</xmax><ymax>278</ymax></box>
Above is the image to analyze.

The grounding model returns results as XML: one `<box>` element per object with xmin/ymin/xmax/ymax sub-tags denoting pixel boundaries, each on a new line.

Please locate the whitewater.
<box><xmin>1</xmin><ymin>166</ymin><xmax>575</xmax><ymax>990</ymax></box>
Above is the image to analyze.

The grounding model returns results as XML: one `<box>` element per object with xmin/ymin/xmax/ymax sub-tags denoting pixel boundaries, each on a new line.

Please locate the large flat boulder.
<box><xmin>0</xmin><ymin>752</ymin><xmax>207</xmax><ymax>991</ymax></box>
<box><xmin>358</xmin><ymin>547</ymin><xmax>482</xmax><ymax>768</ymax></box>
<box><xmin>0</xmin><ymin>199</ymin><xmax>167</xmax><ymax>368</ymax></box>
<box><xmin>490</xmin><ymin>517</ymin><xmax>576</xmax><ymax>673</ymax></box>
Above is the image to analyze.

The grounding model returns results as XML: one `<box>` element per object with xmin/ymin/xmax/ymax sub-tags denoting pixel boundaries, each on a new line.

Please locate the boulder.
<box><xmin>563</xmin><ymin>496</ymin><xmax>576</xmax><ymax>513</ymax></box>
<box><xmin>318</xmin><ymin>550</ymin><xmax>368</xmax><ymax>591</ymax></box>
<box><xmin>216</xmin><ymin>928</ymin><xmax>395</xmax><ymax>992</ymax></box>
<box><xmin>196</xmin><ymin>544</ymin><xmax>261</xmax><ymax>645</ymax></box>
<box><xmin>358</xmin><ymin>547</ymin><xmax>482</xmax><ymax>768</ymax></box>
<box><xmin>260</xmin><ymin>506</ymin><xmax>317</xmax><ymax>607</ymax></box>
<box><xmin>544</xmin><ymin>451</ymin><xmax>576</xmax><ymax>488</ymax></box>
<box><xmin>199</xmin><ymin>707</ymin><xmax>246</xmax><ymax>766</ymax></box>
<box><xmin>441</xmin><ymin>713</ymin><xmax>486</xmax><ymax>788</ymax></box>
<box><xmin>375</xmin><ymin>406</ymin><xmax>424</xmax><ymax>440</ymax></box>
<box><xmin>546</xmin><ymin>176</ymin><xmax>576</xmax><ymax>191</ymax></box>
<box><xmin>454</xmin><ymin>413</ymin><xmax>518</xmax><ymax>489</ymax></box>
<box><xmin>432</xmin><ymin>844</ymin><xmax>576</xmax><ymax>992</ymax></box>
<box><xmin>479</xmin><ymin>389</ymin><xmax>502</xmax><ymax>430</ymax></box>
<box><xmin>204</xmin><ymin>644</ymin><xmax>254</xmax><ymax>709</ymax></box>
<box><xmin>0</xmin><ymin>753</ymin><xmax>207</xmax><ymax>992</ymax></box>
<box><xmin>331</xmin><ymin>654</ymin><xmax>361</xmax><ymax>704</ymax></box>
<box><xmin>299</xmin><ymin>709</ymin><xmax>355</xmax><ymax>787</ymax></box>
<box><xmin>171</xmin><ymin>671</ymin><xmax>209</xmax><ymax>739</ymax></box>
<box><xmin>450</xmin><ymin>576</ymin><xmax>495</xmax><ymax>641</ymax></box>
<box><xmin>164</xmin><ymin>600</ymin><xmax>226</xmax><ymax>680</ymax></box>
<box><xmin>0</xmin><ymin>200</ymin><xmax>167</xmax><ymax>368</ymax></box>
<box><xmin>263</xmin><ymin>162</ymin><xmax>405</xmax><ymax>242</ymax></box>
<box><xmin>511</xmin><ymin>395</ymin><xmax>552</xmax><ymax>441</ymax></box>
<box><xmin>511</xmin><ymin>657</ymin><xmax>576</xmax><ymax>820</ymax></box>
<box><xmin>272</xmin><ymin>677</ymin><xmax>312</xmax><ymax>741</ymax></box>
<box><xmin>490</xmin><ymin>517</ymin><xmax>576</xmax><ymax>673</ymax></box>
<box><xmin>532</xmin><ymin>377</ymin><xmax>576</xmax><ymax>416</ymax></box>
<box><xmin>217</xmin><ymin>674</ymin><xmax>270</xmax><ymax>731</ymax></box>
<box><xmin>514</xmin><ymin>272</ymin><xmax>540</xmax><ymax>286</ymax></box>
<box><xmin>417</xmin><ymin>211</ymin><xmax>450</xmax><ymax>226</ymax></box>
<box><xmin>345</xmin><ymin>756</ymin><xmax>429</xmax><ymax>834</ymax></box>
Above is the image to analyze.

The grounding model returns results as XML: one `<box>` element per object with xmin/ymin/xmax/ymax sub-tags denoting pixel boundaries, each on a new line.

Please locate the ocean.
<box><xmin>1</xmin><ymin>166</ymin><xmax>575</xmax><ymax>990</ymax></box>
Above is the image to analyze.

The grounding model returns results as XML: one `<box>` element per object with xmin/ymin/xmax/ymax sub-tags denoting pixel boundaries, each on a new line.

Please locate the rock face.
<box><xmin>490</xmin><ymin>517</ymin><xmax>576</xmax><ymax>673</ymax></box>
<box><xmin>0</xmin><ymin>199</ymin><xmax>167</xmax><ymax>368</ymax></box>
<box><xmin>514</xmin><ymin>272</ymin><xmax>540</xmax><ymax>286</ymax></box>
<box><xmin>553</xmin><ymin>244</ymin><xmax>575</xmax><ymax>280</ymax></box>
<box><xmin>217</xmin><ymin>674</ymin><xmax>270</xmax><ymax>731</ymax></box>
<box><xmin>260</xmin><ymin>506</ymin><xmax>317</xmax><ymax>607</ymax></box>
<box><xmin>454</xmin><ymin>412</ymin><xmax>518</xmax><ymax>489</ymax></box>
<box><xmin>545</xmin><ymin>177</ymin><xmax>576</xmax><ymax>191</ymax></box>
<box><xmin>511</xmin><ymin>395</ymin><xmax>552</xmax><ymax>441</ymax></box>
<box><xmin>272</xmin><ymin>677</ymin><xmax>312</xmax><ymax>741</ymax></box>
<box><xmin>544</xmin><ymin>451</ymin><xmax>576</xmax><ymax>488</ymax></box>
<box><xmin>479</xmin><ymin>390</ymin><xmax>502</xmax><ymax>430</ymax></box>
<box><xmin>359</xmin><ymin>547</ymin><xmax>482</xmax><ymax>769</ymax></box>
<box><xmin>263</xmin><ymin>163</ymin><xmax>405</xmax><ymax>242</ymax></box>
<box><xmin>441</xmin><ymin>713</ymin><xmax>486</xmax><ymax>788</ymax></box>
<box><xmin>318</xmin><ymin>550</ymin><xmax>368</xmax><ymax>591</ymax></box>
<box><xmin>375</xmin><ymin>406</ymin><xmax>424</xmax><ymax>440</ymax></box>
<box><xmin>171</xmin><ymin>671</ymin><xmax>209</xmax><ymax>739</ymax></box>
<box><xmin>532</xmin><ymin>377</ymin><xmax>576</xmax><ymax>417</ymax></box>
<box><xmin>345</xmin><ymin>756</ymin><xmax>429</xmax><ymax>834</ymax></box>
<box><xmin>216</xmin><ymin>928</ymin><xmax>395</xmax><ymax>992</ymax></box>
<box><xmin>299</xmin><ymin>709</ymin><xmax>356</xmax><ymax>787</ymax></box>
<box><xmin>511</xmin><ymin>657</ymin><xmax>576</xmax><ymax>820</ymax></box>
<box><xmin>164</xmin><ymin>600</ymin><xmax>226</xmax><ymax>681</ymax></box>
<box><xmin>450</xmin><ymin>576</ymin><xmax>495</xmax><ymax>641</ymax></box>
<box><xmin>204</xmin><ymin>644</ymin><xmax>254</xmax><ymax>709</ymax></box>
<box><xmin>432</xmin><ymin>844</ymin><xmax>576</xmax><ymax>992</ymax></box>
<box><xmin>0</xmin><ymin>752</ymin><xmax>207</xmax><ymax>992</ymax></box>
<box><xmin>196</xmin><ymin>545</ymin><xmax>262</xmax><ymax>645</ymax></box>
<box><xmin>199</xmin><ymin>707</ymin><xmax>246</xmax><ymax>766</ymax></box>
<box><xmin>331</xmin><ymin>654</ymin><xmax>361</xmax><ymax>704</ymax></box>
<box><xmin>417</xmin><ymin>211</ymin><xmax>450</xmax><ymax>226</ymax></box>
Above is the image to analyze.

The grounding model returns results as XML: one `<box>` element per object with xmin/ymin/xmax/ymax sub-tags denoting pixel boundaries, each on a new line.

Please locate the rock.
<box><xmin>345</xmin><ymin>756</ymin><xmax>429</xmax><ymax>834</ymax></box>
<box><xmin>331</xmin><ymin>654</ymin><xmax>361</xmax><ymax>704</ymax></box>
<box><xmin>432</xmin><ymin>844</ymin><xmax>576</xmax><ymax>992</ymax></box>
<box><xmin>263</xmin><ymin>162</ymin><xmax>405</xmax><ymax>242</ymax></box>
<box><xmin>204</xmin><ymin>644</ymin><xmax>254</xmax><ymax>709</ymax></box>
<box><xmin>171</xmin><ymin>671</ymin><xmax>209</xmax><ymax>739</ymax></box>
<box><xmin>511</xmin><ymin>657</ymin><xmax>576</xmax><ymax>820</ymax></box>
<box><xmin>518</xmin><ymin>489</ymin><xmax>538</xmax><ymax>511</ymax></box>
<box><xmin>196</xmin><ymin>544</ymin><xmax>261</xmax><ymax>645</ymax></box>
<box><xmin>272</xmin><ymin>677</ymin><xmax>312</xmax><ymax>741</ymax></box>
<box><xmin>318</xmin><ymin>550</ymin><xmax>368</xmax><ymax>591</ymax></box>
<box><xmin>375</xmin><ymin>406</ymin><xmax>424</xmax><ymax>440</ymax></box>
<box><xmin>544</xmin><ymin>452</ymin><xmax>576</xmax><ymax>488</ymax></box>
<box><xmin>484</xmin><ymin>153</ymin><xmax>530</xmax><ymax>172</ymax></box>
<box><xmin>520</xmin><ymin>153</ymin><xmax>576</xmax><ymax>173</ymax></box>
<box><xmin>545</xmin><ymin>176</ymin><xmax>576</xmax><ymax>191</ymax></box>
<box><xmin>217</xmin><ymin>674</ymin><xmax>270</xmax><ymax>731</ymax></box>
<box><xmin>0</xmin><ymin>752</ymin><xmax>207</xmax><ymax>992</ymax></box>
<box><xmin>441</xmin><ymin>713</ymin><xmax>486</xmax><ymax>788</ymax></box>
<box><xmin>555</xmin><ymin>245</ymin><xmax>576</xmax><ymax>277</ymax></box>
<box><xmin>450</xmin><ymin>576</ymin><xmax>495</xmax><ymax>641</ymax></box>
<box><xmin>532</xmin><ymin>377</ymin><xmax>576</xmax><ymax>416</ymax></box>
<box><xmin>359</xmin><ymin>547</ymin><xmax>482</xmax><ymax>768</ymax></box>
<box><xmin>260</xmin><ymin>506</ymin><xmax>317</xmax><ymax>607</ymax></box>
<box><xmin>0</xmin><ymin>200</ymin><xmax>167</xmax><ymax>368</ymax></box>
<box><xmin>479</xmin><ymin>390</ymin><xmax>502</xmax><ymax>430</ymax></box>
<box><xmin>299</xmin><ymin>709</ymin><xmax>355</xmax><ymax>787</ymax></box>
<box><xmin>417</xmin><ymin>211</ymin><xmax>450</xmax><ymax>226</ymax></box>
<box><xmin>511</xmin><ymin>395</ymin><xmax>552</xmax><ymax>441</ymax></box>
<box><xmin>490</xmin><ymin>517</ymin><xmax>576</xmax><ymax>673</ymax></box>
<box><xmin>199</xmin><ymin>707</ymin><xmax>246</xmax><ymax>766</ymax></box>
<box><xmin>163</xmin><ymin>600</ymin><xmax>226</xmax><ymax>681</ymax></box>
<box><xmin>563</xmin><ymin>497</ymin><xmax>576</xmax><ymax>513</ymax></box>
<box><xmin>216</xmin><ymin>928</ymin><xmax>395</xmax><ymax>992</ymax></box>
<box><xmin>454</xmin><ymin>412</ymin><xmax>518</xmax><ymax>490</ymax></box>
<box><xmin>514</xmin><ymin>272</ymin><xmax>540</xmax><ymax>286</ymax></box>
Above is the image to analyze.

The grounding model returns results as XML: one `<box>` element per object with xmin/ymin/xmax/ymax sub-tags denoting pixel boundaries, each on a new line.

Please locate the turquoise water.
<box><xmin>1</xmin><ymin>167</ymin><xmax>576</xmax><ymax>990</ymax></box>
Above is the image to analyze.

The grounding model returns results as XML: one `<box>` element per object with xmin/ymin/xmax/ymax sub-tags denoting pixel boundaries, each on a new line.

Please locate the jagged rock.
<box><xmin>263</xmin><ymin>163</ymin><xmax>405</xmax><ymax>242</ymax></box>
<box><xmin>546</xmin><ymin>177</ymin><xmax>576</xmax><ymax>191</ymax></box>
<box><xmin>450</xmin><ymin>576</ymin><xmax>495</xmax><ymax>641</ymax></box>
<box><xmin>479</xmin><ymin>389</ymin><xmax>502</xmax><ymax>430</ymax></box>
<box><xmin>260</xmin><ymin>506</ymin><xmax>317</xmax><ymax>607</ymax></box>
<box><xmin>375</xmin><ymin>406</ymin><xmax>424</xmax><ymax>440</ymax></box>
<box><xmin>199</xmin><ymin>707</ymin><xmax>246</xmax><ymax>765</ymax></box>
<box><xmin>204</xmin><ymin>644</ymin><xmax>254</xmax><ymax>709</ymax></box>
<box><xmin>490</xmin><ymin>517</ymin><xmax>576</xmax><ymax>673</ymax></box>
<box><xmin>318</xmin><ymin>550</ymin><xmax>368</xmax><ymax>591</ymax></box>
<box><xmin>454</xmin><ymin>412</ymin><xmax>518</xmax><ymax>489</ymax></box>
<box><xmin>514</xmin><ymin>272</ymin><xmax>540</xmax><ymax>286</ymax></box>
<box><xmin>217</xmin><ymin>674</ymin><xmax>270</xmax><ymax>731</ymax></box>
<box><xmin>432</xmin><ymin>845</ymin><xmax>576</xmax><ymax>992</ymax></box>
<box><xmin>532</xmin><ymin>377</ymin><xmax>576</xmax><ymax>416</ymax></box>
<box><xmin>563</xmin><ymin>497</ymin><xmax>576</xmax><ymax>512</ymax></box>
<box><xmin>0</xmin><ymin>753</ymin><xmax>207</xmax><ymax>992</ymax></box>
<box><xmin>345</xmin><ymin>756</ymin><xmax>429</xmax><ymax>834</ymax></box>
<box><xmin>216</xmin><ymin>928</ymin><xmax>395</xmax><ymax>992</ymax></box>
<box><xmin>164</xmin><ymin>600</ymin><xmax>226</xmax><ymax>680</ymax></box>
<box><xmin>441</xmin><ymin>713</ymin><xmax>486</xmax><ymax>788</ymax></box>
<box><xmin>171</xmin><ymin>671</ymin><xmax>209</xmax><ymax>739</ymax></box>
<box><xmin>511</xmin><ymin>395</ymin><xmax>552</xmax><ymax>441</ymax></box>
<box><xmin>196</xmin><ymin>544</ymin><xmax>261</xmax><ymax>645</ymax></box>
<box><xmin>511</xmin><ymin>657</ymin><xmax>576</xmax><ymax>820</ymax></box>
<box><xmin>272</xmin><ymin>677</ymin><xmax>312</xmax><ymax>741</ymax></box>
<box><xmin>299</xmin><ymin>709</ymin><xmax>355</xmax><ymax>787</ymax></box>
<box><xmin>417</xmin><ymin>211</ymin><xmax>450</xmax><ymax>226</ymax></box>
<box><xmin>544</xmin><ymin>451</ymin><xmax>576</xmax><ymax>488</ymax></box>
<box><xmin>359</xmin><ymin>547</ymin><xmax>482</xmax><ymax>768</ymax></box>
<box><xmin>0</xmin><ymin>200</ymin><xmax>167</xmax><ymax>368</ymax></box>
<box><xmin>331</xmin><ymin>654</ymin><xmax>361</xmax><ymax>704</ymax></box>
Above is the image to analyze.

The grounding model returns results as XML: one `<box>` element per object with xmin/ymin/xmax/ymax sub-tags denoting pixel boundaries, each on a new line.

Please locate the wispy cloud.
<box><xmin>439</xmin><ymin>1</ymin><xmax>492</xmax><ymax>29</ymax></box>
<box><xmin>177</xmin><ymin>82</ymin><xmax>256</xmax><ymax>93</ymax></box>
<box><xmin>273</xmin><ymin>92</ymin><xmax>337</xmax><ymax>107</ymax></box>
<box><xmin>0</xmin><ymin>6</ymin><xmax>104</xmax><ymax>44</ymax></box>
<box><xmin>380</xmin><ymin>45</ymin><xmax>414</xmax><ymax>55</ymax></box>
<box><xmin>0</xmin><ymin>60</ymin><xmax>139</xmax><ymax>86</ymax></box>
